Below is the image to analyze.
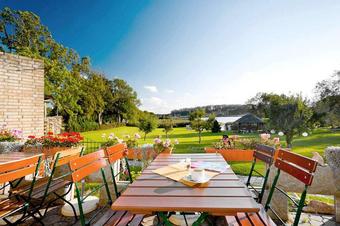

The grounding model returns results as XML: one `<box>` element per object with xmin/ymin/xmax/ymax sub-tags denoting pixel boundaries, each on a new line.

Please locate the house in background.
<box><xmin>231</xmin><ymin>113</ymin><xmax>264</xmax><ymax>132</ymax></box>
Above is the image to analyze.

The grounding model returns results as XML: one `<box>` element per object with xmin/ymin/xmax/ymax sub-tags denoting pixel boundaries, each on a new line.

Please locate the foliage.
<box><xmin>248</xmin><ymin>93</ymin><xmax>312</xmax><ymax>147</ymax></box>
<box><xmin>0</xmin><ymin>7</ymin><xmax>140</xmax><ymax>132</ymax></box>
<box><xmin>205</xmin><ymin>113</ymin><xmax>216</xmax><ymax>131</ymax></box>
<box><xmin>153</xmin><ymin>137</ymin><xmax>179</xmax><ymax>153</ymax></box>
<box><xmin>189</xmin><ymin>108</ymin><xmax>206</xmax><ymax>144</ymax></box>
<box><xmin>25</xmin><ymin>132</ymin><xmax>83</xmax><ymax>147</ymax></box>
<box><xmin>162</xmin><ymin>118</ymin><xmax>174</xmax><ymax>138</ymax></box>
<box><xmin>137</xmin><ymin>112</ymin><xmax>158</xmax><ymax>140</ymax></box>
<box><xmin>211</xmin><ymin>120</ymin><xmax>221</xmax><ymax>133</ymax></box>
<box><xmin>313</xmin><ymin>73</ymin><xmax>340</xmax><ymax>128</ymax></box>
<box><xmin>124</xmin><ymin>133</ymin><xmax>141</xmax><ymax>148</ymax></box>
<box><xmin>0</xmin><ymin>125</ymin><xmax>22</xmax><ymax>142</ymax></box>
<box><xmin>100</xmin><ymin>132</ymin><xmax>119</xmax><ymax>148</ymax></box>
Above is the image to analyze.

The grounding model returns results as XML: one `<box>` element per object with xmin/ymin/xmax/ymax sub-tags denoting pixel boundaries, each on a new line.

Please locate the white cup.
<box><xmin>191</xmin><ymin>168</ymin><xmax>206</xmax><ymax>181</ymax></box>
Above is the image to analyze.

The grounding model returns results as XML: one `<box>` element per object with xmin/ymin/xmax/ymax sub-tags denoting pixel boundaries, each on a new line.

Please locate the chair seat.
<box><xmin>11</xmin><ymin>178</ymin><xmax>72</xmax><ymax>200</ymax></box>
<box><xmin>92</xmin><ymin>209</ymin><xmax>144</xmax><ymax>226</ymax></box>
<box><xmin>0</xmin><ymin>198</ymin><xmax>25</xmax><ymax>218</ymax></box>
<box><xmin>225</xmin><ymin>207</ymin><xmax>276</xmax><ymax>226</ymax></box>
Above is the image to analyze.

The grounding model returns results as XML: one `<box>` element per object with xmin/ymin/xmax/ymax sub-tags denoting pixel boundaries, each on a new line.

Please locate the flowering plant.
<box><xmin>25</xmin><ymin>132</ymin><xmax>83</xmax><ymax>147</ymax></box>
<box><xmin>124</xmin><ymin>133</ymin><xmax>141</xmax><ymax>149</ymax></box>
<box><xmin>101</xmin><ymin>133</ymin><xmax>121</xmax><ymax>148</ymax></box>
<box><xmin>0</xmin><ymin>124</ymin><xmax>22</xmax><ymax>142</ymax></box>
<box><xmin>153</xmin><ymin>137</ymin><xmax>178</xmax><ymax>153</ymax></box>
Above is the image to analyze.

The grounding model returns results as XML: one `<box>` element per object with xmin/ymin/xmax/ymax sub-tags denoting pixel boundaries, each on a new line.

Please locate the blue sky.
<box><xmin>2</xmin><ymin>1</ymin><xmax>340</xmax><ymax>113</ymax></box>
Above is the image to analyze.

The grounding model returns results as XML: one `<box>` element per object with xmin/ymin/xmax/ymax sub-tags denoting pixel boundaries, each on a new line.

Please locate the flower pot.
<box><xmin>205</xmin><ymin>148</ymin><xmax>254</xmax><ymax>162</ymax></box>
<box><xmin>0</xmin><ymin>141</ymin><xmax>24</xmax><ymax>153</ymax></box>
<box><xmin>325</xmin><ymin>146</ymin><xmax>340</xmax><ymax>190</ymax></box>
<box><xmin>161</xmin><ymin>147</ymin><xmax>173</xmax><ymax>154</ymax></box>
<box><xmin>127</xmin><ymin>148</ymin><xmax>157</xmax><ymax>160</ymax></box>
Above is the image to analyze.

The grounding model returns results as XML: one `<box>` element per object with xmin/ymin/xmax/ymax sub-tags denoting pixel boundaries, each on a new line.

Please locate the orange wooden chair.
<box><xmin>104</xmin><ymin>143</ymin><xmax>133</xmax><ymax>197</ymax></box>
<box><xmin>11</xmin><ymin>147</ymin><xmax>84</xmax><ymax>222</ymax></box>
<box><xmin>0</xmin><ymin>154</ymin><xmax>42</xmax><ymax>225</ymax></box>
<box><xmin>69</xmin><ymin>150</ymin><xmax>144</xmax><ymax>226</ymax></box>
<box><xmin>225</xmin><ymin>149</ymin><xmax>318</xmax><ymax>226</ymax></box>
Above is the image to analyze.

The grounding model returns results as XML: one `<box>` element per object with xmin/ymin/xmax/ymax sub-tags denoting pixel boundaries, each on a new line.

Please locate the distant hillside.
<box><xmin>170</xmin><ymin>104</ymin><xmax>251</xmax><ymax>117</ymax></box>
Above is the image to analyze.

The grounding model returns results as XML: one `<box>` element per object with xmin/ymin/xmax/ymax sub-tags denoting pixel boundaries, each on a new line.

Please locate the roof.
<box><xmin>233</xmin><ymin>113</ymin><xmax>263</xmax><ymax>124</ymax></box>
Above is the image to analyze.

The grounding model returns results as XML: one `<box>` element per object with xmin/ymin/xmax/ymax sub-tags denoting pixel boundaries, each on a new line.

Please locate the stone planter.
<box><xmin>0</xmin><ymin>141</ymin><xmax>24</xmax><ymax>153</ymax></box>
<box><xmin>205</xmin><ymin>148</ymin><xmax>254</xmax><ymax>162</ymax></box>
<box><xmin>325</xmin><ymin>146</ymin><xmax>340</xmax><ymax>190</ymax></box>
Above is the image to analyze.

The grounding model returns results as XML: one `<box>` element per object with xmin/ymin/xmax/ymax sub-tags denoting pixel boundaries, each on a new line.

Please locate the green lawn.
<box><xmin>81</xmin><ymin>127</ymin><xmax>340</xmax><ymax>175</ymax></box>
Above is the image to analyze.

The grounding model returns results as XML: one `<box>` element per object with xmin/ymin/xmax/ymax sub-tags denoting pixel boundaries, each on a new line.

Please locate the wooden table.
<box><xmin>112</xmin><ymin>153</ymin><xmax>260</xmax><ymax>224</ymax></box>
<box><xmin>0</xmin><ymin>152</ymin><xmax>41</xmax><ymax>163</ymax></box>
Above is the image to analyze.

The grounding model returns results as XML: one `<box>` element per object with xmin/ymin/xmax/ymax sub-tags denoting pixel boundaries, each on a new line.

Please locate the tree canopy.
<box><xmin>0</xmin><ymin>7</ymin><xmax>140</xmax><ymax>131</ymax></box>
<box><xmin>249</xmin><ymin>93</ymin><xmax>312</xmax><ymax>147</ymax></box>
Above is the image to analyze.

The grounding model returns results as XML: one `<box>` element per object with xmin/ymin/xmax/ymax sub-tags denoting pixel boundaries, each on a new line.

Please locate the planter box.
<box><xmin>127</xmin><ymin>148</ymin><xmax>157</xmax><ymax>160</ymax></box>
<box><xmin>205</xmin><ymin>148</ymin><xmax>254</xmax><ymax>162</ymax></box>
<box><xmin>0</xmin><ymin>141</ymin><xmax>24</xmax><ymax>153</ymax></box>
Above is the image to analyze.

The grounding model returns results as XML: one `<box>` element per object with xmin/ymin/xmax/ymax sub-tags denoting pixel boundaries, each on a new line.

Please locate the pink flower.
<box><xmin>134</xmin><ymin>133</ymin><xmax>141</xmax><ymax>139</ymax></box>
<box><xmin>174</xmin><ymin>139</ymin><xmax>179</xmax><ymax>145</ymax></box>
<box><xmin>154</xmin><ymin>138</ymin><xmax>161</xmax><ymax>144</ymax></box>
<box><xmin>260</xmin><ymin>133</ymin><xmax>270</xmax><ymax>141</ymax></box>
<box><xmin>273</xmin><ymin>137</ymin><xmax>280</xmax><ymax>144</ymax></box>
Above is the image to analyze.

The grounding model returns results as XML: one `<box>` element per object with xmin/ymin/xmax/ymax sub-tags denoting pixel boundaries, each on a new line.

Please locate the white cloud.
<box><xmin>140</xmin><ymin>96</ymin><xmax>173</xmax><ymax>114</ymax></box>
<box><xmin>164</xmin><ymin>89</ymin><xmax>174</xmax><ymax>93</ymax></box>
<box><xmin>144</xmin><ymin>85</ymin><xmax>158</xmax><ymax>93</ymax></box>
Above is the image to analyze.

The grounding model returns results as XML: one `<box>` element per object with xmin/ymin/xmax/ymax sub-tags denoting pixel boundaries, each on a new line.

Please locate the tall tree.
<box><xmin>189</xmin><ymin>108</ymin><xmax>206</xmax><ymax>144</ymax></box>
<box><xmin>162</xmin><ymin>118</ymin><xmax>174</xmax><ymax>138</ymax></box>
<box><xmin>249</xmin><ymin>93</ymin><xmax>312</xmax><ymax>147</ymax></box>
<box><xmin>137</xmin><ymin>112</ymin><xmax>158</xmax><ymax>140</ymax></box>
<box><xmin>313</xmin><ymin>73</ymin><xmax>340</xmax><ymax>128</ymax></box>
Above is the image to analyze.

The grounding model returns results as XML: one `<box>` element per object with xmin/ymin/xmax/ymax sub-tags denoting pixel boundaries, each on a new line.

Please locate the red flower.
<box><xmin>28</xmin><ymin>135</ymin><xmax>35</xmax><ymax>139</ymax></box>
<box><xmin>47</xmin><ymin>131</ymin><xmax>53</xmax><ymax>135</ymax></box>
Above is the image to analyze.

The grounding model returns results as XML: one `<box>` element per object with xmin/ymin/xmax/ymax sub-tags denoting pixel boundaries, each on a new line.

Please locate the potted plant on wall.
<box><xmin>153</xmin><ymin>138</ymin><xmax>179</xmax><ymax>154</ymax></box>
<box><xmin>205</xmin><ymin>134</ymin><xmax>280</xmax><ymax>161</ymax></box>
<box><xmin>0</xmin><ymin>124</ymin><xmax>23</xmax><ymax>153</ymax></box>
<box><xmin>24</xmin><ymin>131</ymin><xmax>83</xmax><ymax>156</ymax></box>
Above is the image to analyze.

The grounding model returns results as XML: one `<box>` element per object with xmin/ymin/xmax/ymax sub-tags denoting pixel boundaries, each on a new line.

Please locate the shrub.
<box><xmin>211</xmin><ymin>120</ymin><xmax>221</xmax><ymax>133</ymax></box>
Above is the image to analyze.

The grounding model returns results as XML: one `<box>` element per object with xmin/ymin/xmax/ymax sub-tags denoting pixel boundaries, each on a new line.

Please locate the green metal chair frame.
<box><xmin>264</xmin><ymin>149</ymin><xmax>318</xmax><ymax>226</ymax></box>
<box><xmin>246</xmin><ymin>144</ymin><xmax>276</xmax><ymax>203</ymax></box>
<box><xmin>69</xmin><ymin>150</ymin><xmax>112</xmax><ymax>226</ymax></box>
<box><xmin>36</xmin><ymin>147</ymin><xmax>84</xmax><ymax>221</ymax></box>
<box><xmin>104</xmin><ymin>143</ymin><xmax>133</xmax><ymax>198</ymax></box>
<box><xmin>0</xmin><ymin>155</ymin><xmax>42</xmax><ymax>225</ymax></box>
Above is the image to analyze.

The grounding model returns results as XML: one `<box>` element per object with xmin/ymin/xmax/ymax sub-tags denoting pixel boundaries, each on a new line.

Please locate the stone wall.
<box><xmin>45</xmin><ymin>116</ymin><xmax>63</xmax><ymax>135</ymax></box>
<box><xmin>0</xmin><ymin>52</ymin><xmax>44</xmax><ymax>138</ymax></box>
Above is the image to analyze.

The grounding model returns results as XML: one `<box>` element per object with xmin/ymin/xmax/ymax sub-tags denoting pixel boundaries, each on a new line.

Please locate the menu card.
<box><xmin>190</xmin><ymin>161</ymin><xmax>230</xmax><ymax>173</ymax></box>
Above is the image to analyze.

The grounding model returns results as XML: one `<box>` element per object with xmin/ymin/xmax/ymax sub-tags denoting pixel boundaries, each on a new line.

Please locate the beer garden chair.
<box><xmin>0</xmin><ymin>155</ymin><xmax>42</xmax><ymax>225</ymax></box>
<box><xmin>225</xmin><ymin>149</ymin><xmax>318</xmax><ymax>226</ymax></box>
<box><xmin>69</xmin><ymin>150</ymin><xmax>144</xmax><ymax>226</ymax></box>
<box><xmin>246</xmin><ymin>144</ymin><xmax>276</xmax><ymax>203</ymax></box>
<box><xmin>11</xmin><ymin>147</ymin><xmax>84</xmax><ymax>223</ymax></box>
<box><xmin>104</xmin><ymin>143</ymin><xmax>133</xmax><ymax>198</ymax></box>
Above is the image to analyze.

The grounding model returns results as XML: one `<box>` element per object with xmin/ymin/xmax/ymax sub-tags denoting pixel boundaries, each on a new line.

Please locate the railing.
<box><xmin>80</xmin><ymin>139</ymin><xmax>104</xmax><ymax>154</ymax></box>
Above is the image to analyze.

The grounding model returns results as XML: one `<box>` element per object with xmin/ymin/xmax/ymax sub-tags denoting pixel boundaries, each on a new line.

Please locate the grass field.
<box><xmin>82</xmin><ymin>126</ymin><xmax>340</xmax><ymax>175</ymax></box>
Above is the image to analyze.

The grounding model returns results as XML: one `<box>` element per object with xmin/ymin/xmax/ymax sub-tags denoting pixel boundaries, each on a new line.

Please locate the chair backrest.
<box><xmin>104</xmin><ymin>143</ymin><xmax>132</xmax><ymax>197</ymax></box>
<box><xmin>275</xmin><ymin>149</ymin><xmax>317</xmax><ymax>185</ymax></box>
<box><xmin>0</xmin><ymin>155</ymin><xmax>42</xmax><ymax>184</ymax></box>
<box><xmin>254</xmin><ymin>144</ymin><xmax>276</xmax><ymax>165</ymax></box>
<box><xmin>105</xmin><ymin>143</ymin><xmax>127</xmax><ymax>164</ymax></box>
<box><xmin>52</xmin><ymin>147</ymin><xmax>84</xmax><ymax>168</ymax></box>
<box><xmin>246</xmin><ymin>144</ymin><xmax>276</xmax><ymax>203</ymax></box>
<box><xmin>69</xmin><ymin>150</ymin><xmax>112</xmax><ymax>226</ymax></box>
<box><xmin>70</xmin><ymin>150</ymin><xmax>106</xmax><ymax>183</ymax></box>
<box><xmin>265</xmin><ymin>149</ymin><xmax>318</xmax><ymax>226</ymax></box>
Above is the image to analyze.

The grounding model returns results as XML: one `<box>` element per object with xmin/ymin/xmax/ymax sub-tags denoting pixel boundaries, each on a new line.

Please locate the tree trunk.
<box><xmin>285</xmin><ymin>132</ymin><xmax>293</xmax><ymax>148</ymax></box>
<box><xmin>198</xmin><ymin>131</ymin><xmax>202</xmax><ymax>144</ymax></box>
<box><xmin>98</xmin><ymin>111</ymin><xmax>103</xmax><ymax>125</ymax></box>
<box><xmin>144</xmin><ymin>133</ymin><xmax>147</xmax><ymax>141</ymax></box>
<box><xmin>165</xmin><ymin>131</ymin><xmax>168</xmax><ymax>138</ymax></box>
